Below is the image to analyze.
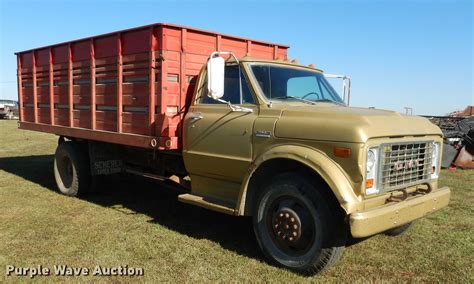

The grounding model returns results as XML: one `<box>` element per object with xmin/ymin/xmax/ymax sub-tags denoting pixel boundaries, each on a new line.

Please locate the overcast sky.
<box><xmin>0</xmin><ymin>0</ymin><xmax>472</xmax><ymax>115</ymax></box>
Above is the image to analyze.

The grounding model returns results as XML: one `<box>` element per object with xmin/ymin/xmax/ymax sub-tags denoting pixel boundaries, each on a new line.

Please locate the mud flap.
<box><xmin>88</xmin><ymin>142</ymin><xmax>124</xmax><ymax>175</ymax></box>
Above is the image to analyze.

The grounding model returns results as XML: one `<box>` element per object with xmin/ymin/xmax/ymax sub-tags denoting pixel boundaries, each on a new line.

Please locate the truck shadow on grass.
<box><xmin>0</xmin><ymin>155</ymin><xmax>262</xmax><ymax>261</ymax></box>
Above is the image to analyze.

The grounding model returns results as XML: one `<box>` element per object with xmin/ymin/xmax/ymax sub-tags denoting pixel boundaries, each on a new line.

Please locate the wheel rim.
<box><xmin>57</xmin><ymin>154</ymin><xmax>73</xmax><ymax>188</ymax></box>
<box><xmin>266</xmin><ymin>195</ymin><xmax>316</xmax><ymax>256</ymax></box>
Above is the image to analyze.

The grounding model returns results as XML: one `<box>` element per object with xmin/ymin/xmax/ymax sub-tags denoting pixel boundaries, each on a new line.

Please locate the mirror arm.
<box><xmin>238</xmin><ymin>66</ymin><xmax>243</xmax><ymax>105</ymax></box>
<box><xmin>346</xmin><ymin>77</ymin><xmax>351</xmax><ymax>105</ymax></box>
<box><xmin>324</xmin><ymin>73</ymin><xmax>351</xmax><ymax>106</ymax></box>
<box><xmin>215</xmin><ymin>98</ymin><xmax>253</xmax><ymax>113</ymax></box>
<box><xmin>209</xmin><ymin>52</ymin><xmax>243</xmax><ymax>104</ymax></box>
<box><xmin>210</xmin><ymin>51</ymin><xmax>239</xmax><ymax>64</ymax></box>
<box><xmin>209</xmin><ymin>51</ymin><xmax>251</xmax><ymax>112</ymax></box>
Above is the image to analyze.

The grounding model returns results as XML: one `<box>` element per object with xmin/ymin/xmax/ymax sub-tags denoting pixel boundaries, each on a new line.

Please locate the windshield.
<box><xmin>249</xmin><ymin>64</ymin><xmax>344</xmax><ymax>104</ymax></box>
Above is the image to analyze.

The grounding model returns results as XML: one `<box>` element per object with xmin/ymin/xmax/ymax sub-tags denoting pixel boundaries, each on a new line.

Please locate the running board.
<box><xmin>125</xmin><ymin>168</ymin><xmax>167</xmax><ymax>181</ymax></box>
<box><xmin>125</xmin><ymin>169</ymin><xmax>191</xmax><ymax>190</ymax></box>
<box><xmin>178</xmin><ymin>194</ymin><xmax>235</xmax><ymax>215</ymax></box>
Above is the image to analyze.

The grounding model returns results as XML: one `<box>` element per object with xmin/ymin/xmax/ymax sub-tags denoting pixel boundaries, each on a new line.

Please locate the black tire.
<box><xmin>54</xmin><ymin>142</ymin><xmax>91</xmax><ymax>196</ymax></box>
<box><xmin>383</xmin><ymin>222</ymin><xmax>413</xmax><ymax>236</ymax></box>
<box><xmin>253</xmin><ymin>173</ymin><xmax>346</xmax><ymax>275</ymax></box>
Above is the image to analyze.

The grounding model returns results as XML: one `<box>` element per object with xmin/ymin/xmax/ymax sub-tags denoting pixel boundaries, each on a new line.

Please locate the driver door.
<box><xmin>183</xmin><ymin>65</ymin><xmax>258</xmax><ymax>200</ymax></box>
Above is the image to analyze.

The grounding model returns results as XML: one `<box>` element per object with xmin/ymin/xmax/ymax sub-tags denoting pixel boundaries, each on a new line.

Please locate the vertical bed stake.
<box><xmin>246</xmin><ymin>40</ymin><xmax>252</xmax><ymax>56</ymax></box>
<box><xmin>32</xmin><ymin>51</ymin><xmax>38</xmax><ymax>123</ymax></box>
<box><xmin>148</xmin><ymin>27</ymin><xmax>156</xmax><ymax>136</ymax></box>
<box><xmin>17</xmin><ymin>55</ymin><xmax>24</xmax><ymax>121</ymax></box>
<box><xmin>158</xmin><ymin>26</ymin><xmax>167</xmax><ymax>139</ymax></box>
<box><xmin>180</xmin><ymin>28</ymin><xmax>187</xmax><ymax>121</ymax></box>
<box><xmin>68</xmin><ymin>43</ymin><xmax>73</xmax><ymax>127</ymax></box>
<box><xmin>49</xmin><ymin>47</ymin><xmax>54</xmax><ymax>125</ymax></box>
<box><xmin>216</xmin><ymin>35</ymin><xmax>221</xmax><ymax>52</ymax></box>
<box><xmin>117</xmin><ymin>33</ymin><xmax>123</xmax><ymax>133</ymax></box>
<box><xmin>90</xmin><ymin>39</ymin><xmax>96</xmax><ymax>130</ymax></box>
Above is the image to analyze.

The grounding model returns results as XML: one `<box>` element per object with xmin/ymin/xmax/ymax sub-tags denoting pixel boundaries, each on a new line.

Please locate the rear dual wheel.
<box><xmin>54</xmin><ymin>142</ymin><xmax>91</xmax><ymax>196</ymax></box>
<box><xmin>253</xmin><ymin>173</ymin><xmax>346</xmax><ymax>275</ymax></box>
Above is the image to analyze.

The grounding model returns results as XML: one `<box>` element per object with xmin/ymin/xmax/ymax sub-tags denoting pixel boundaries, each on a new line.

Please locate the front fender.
<box><xmin>235</xmin><ymin>144</ymin><xmax>362</xmax><ymax>215</ymax></box>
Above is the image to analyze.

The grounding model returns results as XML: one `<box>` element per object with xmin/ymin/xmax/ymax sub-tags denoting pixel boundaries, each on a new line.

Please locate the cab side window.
<box><xmin>201</xmin><ymin>65</ymin><xmax>255</xmax><ymax>104</ymax></box>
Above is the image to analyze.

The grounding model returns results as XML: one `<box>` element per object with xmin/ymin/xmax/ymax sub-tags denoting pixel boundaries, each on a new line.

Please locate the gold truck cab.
<box><xmin>181</xmin><ymin>53</ymin><xmax>450</xmax><ymax>274</ymax></box>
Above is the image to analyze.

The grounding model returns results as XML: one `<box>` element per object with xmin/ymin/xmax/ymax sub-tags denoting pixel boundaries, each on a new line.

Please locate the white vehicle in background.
<box><xmin>0</xmin><ymin>100</ymin><xmax>19</xmax><ymax>120</ymax></box>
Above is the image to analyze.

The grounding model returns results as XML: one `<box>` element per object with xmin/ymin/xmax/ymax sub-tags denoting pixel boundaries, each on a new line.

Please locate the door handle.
<box><xmin>190</xmin><ymin>113</ymin><xmax>203</xmax><ymax>120</ymax></box>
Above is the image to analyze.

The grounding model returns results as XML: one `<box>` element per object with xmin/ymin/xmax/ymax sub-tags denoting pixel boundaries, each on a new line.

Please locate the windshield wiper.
<box><xmin>314</xmin><ymin>99</ymin><xmax>346</xmax><ymax>106</ymax></box>
<box><xmin>272</xmin><ymin>96</ymin><xmax>316</xmax><ymax>105</ymax></box>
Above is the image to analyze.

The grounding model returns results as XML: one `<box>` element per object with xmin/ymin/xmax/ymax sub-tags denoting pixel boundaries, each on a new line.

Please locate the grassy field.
<box><xmin>0</xmin><ymin>120</ymin><xmax>472</xmax><ymax>282</ymax></box>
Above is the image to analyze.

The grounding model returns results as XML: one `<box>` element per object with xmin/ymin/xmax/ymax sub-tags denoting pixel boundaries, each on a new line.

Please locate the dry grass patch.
<box><xmin>0</xmin><ymin>120</ymin><xmax>472</xmax><ymax>282</ymax></box>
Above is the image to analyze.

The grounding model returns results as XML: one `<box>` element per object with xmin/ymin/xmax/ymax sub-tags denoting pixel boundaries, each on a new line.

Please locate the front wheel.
<box><xmin>253</xmin><ymin>173</ymin><xmax>345</xmax><ymax>275</ymax></box>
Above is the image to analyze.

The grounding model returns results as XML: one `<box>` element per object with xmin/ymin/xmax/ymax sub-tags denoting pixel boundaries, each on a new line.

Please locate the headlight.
<box><xmin>365</xmin><ymin>147</ymin><xmax>379</xmax><ymax>195</ymax></box>
<box><xmin>366</xmin><ymin>149</ymin><xmax>376</xmax><ymax>172</ymax></box>
<box><xmin>431</xmin><ymin>142</ymin><xmax>441</xmax><ymax>178</ymax></box>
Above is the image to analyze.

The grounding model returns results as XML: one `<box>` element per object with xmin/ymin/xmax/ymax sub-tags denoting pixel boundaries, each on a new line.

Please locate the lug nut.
<box><xmin>285</xmin><ymin>213</ymin><xmax>290</xmax><ymax>218</ymax></box>
<box><xmin>290</xmin><ymin>217</ymin><xmax>295</xmax><ymax>222</ymax></box>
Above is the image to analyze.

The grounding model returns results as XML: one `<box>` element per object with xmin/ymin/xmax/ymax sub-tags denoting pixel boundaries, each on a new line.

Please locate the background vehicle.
<box><xmin>15</xmin><ymin>23</ymin><xmax>450</xmax><ymax>274</ymax></box>
<box><xmin>0</xmin><ymin>100</ymin><xmax>19</xmax><ymax>120</ymax></box>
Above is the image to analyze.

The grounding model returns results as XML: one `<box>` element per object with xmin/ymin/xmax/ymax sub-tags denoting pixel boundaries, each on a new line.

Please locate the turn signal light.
<box><xmin>366</xmin><ymin>178</ymin><xmax>374</xmax><ymax>188</ymax></box>
<box><xmin>334</xmin><ymin>147</ymin><xmax>352</xmax><ymax>158</ymax></box>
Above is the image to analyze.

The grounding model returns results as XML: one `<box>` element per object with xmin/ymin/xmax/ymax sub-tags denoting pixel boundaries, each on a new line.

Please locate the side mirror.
<box><xmin>207</xmin><ymin>55</ymin><xmax>225</xmax><ymax>100</ymax></box>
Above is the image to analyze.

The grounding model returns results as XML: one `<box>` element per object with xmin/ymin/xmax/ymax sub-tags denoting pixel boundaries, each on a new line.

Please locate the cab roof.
<box><xmin>232</xmin><ymin>56</ymin><xmax>324</xmax><ymax>73</ymax></box>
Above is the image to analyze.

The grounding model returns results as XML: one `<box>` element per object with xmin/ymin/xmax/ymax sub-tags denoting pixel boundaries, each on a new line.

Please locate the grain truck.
<box><xmin>15</xmin><ymin>23</ymin><xmax>450</xmax><ymax>274</ymax></box>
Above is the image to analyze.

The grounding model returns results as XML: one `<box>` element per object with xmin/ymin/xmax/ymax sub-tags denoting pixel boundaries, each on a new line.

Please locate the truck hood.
<box><xmin>274</xmin><ymin>105</ymin><xmax>442</xmax><ymax>143</ymax></box>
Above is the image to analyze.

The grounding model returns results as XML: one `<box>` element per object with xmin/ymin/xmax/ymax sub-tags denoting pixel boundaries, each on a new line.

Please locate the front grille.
<box><xmin>379</xmin><ymin>141</ymin><xmax>433</xmax><ymax>191</ymax></box>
